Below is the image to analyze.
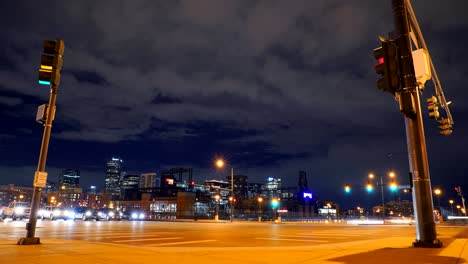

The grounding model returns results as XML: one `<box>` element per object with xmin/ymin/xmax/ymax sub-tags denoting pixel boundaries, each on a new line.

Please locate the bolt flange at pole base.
<box><xmin>17</xmin><ymin>237</ymin><xmax>41</xmax><ymax>245</ymax></box>
<box><xmin>412</xmin><ymin>239</ymin><xmax>442</xmax><ymax>248</ymax></box>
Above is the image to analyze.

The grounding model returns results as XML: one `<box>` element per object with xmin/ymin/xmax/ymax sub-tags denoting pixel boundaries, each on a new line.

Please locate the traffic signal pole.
<box><xmin>18</xmin><ymin>85</ymin><xmax>58</xmax><ymax>245</ymax></box>
<box><xmin>391</xmin><ymin>0</ymin><xmax>441</xmax><ymax>247</ymax></box>
<box><xmin>18</xmin><ymin>40</ymin><xmax>64</xmax><ymax>245</ymax></box>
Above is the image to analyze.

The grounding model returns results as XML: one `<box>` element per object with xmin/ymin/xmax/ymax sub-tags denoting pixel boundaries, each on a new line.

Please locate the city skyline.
<box><xmin>0</xmin><ymin>0</ymin><xmax>467</xmax><ymax>210</ymax></box>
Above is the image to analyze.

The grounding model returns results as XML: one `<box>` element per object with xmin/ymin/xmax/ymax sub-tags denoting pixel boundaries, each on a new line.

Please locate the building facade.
<box><xmin>140</xmin><ymin>173</ymin><xmax>158</xmax><ymax>189</ymax></box>
<box><xmin>105</xmin><ymin>157</ymin><xmax>123</xmax><ymax>198</ymax></box>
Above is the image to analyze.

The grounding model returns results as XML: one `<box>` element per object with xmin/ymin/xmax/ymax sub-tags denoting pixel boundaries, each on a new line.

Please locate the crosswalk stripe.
<box><xmin>150</xmin><ymin>240</ymin><xmax>216</xmax><ymax>246</ymax></box>
<box><xmin>114</xmin><ymin>237</ymin><xmax>182</xmax><ymax>243</ymax></box>
<box><xmin>297</xmin><ymin>233</ymin><xmax>363</xmax><ymax>237</ymax></box>
<box><xmin>256</xmin><ymin>238</ymin><xmax>328</xmax><ymax>242</ymax></box>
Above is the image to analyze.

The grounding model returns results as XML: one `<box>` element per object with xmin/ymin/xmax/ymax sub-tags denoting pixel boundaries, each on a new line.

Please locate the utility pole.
<box><xmin>391</xmin><ymin>0</ymin><xmax>441</xmax><ymax>247</ymax></box>
<box><xmin>18</xmin><ymin>39</ymin><xmax>64</xmax><ymax>245</ymax></box>
<box><xmin>230</xmin><ymin>167</ymin><xmax>234</xmax><ymax>222</ymax></box>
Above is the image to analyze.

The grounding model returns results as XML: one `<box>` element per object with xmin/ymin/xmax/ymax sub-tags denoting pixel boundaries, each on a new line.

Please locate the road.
<box><xmin>1</xmin><ymin>219</ymin><xmax>466</xmax><ymax>248</ymax></box>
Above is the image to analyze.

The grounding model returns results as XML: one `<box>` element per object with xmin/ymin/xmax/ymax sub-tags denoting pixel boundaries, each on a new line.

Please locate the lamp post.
<box><xmin>449</xmin><ymin>200</ymin><xmax>454</xmax><ymax>216</ymax></box>
<box><xmin>326</xmin><ymin>203</ymin><xmax>331</xmax><ymax>222</ymax></box>
<box><xmin>257</xmin><ymin>197</ymin><xmax>263</xmax><ymax>222</ymax></box>
<box><xmin>433</xmin><ymin>189</ymin><xmax>442</xmax><ymax>212</ymax></box>
<box><xmin>214</xmin><ymin>194</ymin><xmax>220</xmax><ymax>221</ymax></box>
<box><xmin>215</xmin><ymin>158</ymin><xmax>234</xmax><ymax>222</ymax></box>
<box><xmin>368</xmin><ymin>171</ymin><xmax>398</xmax><ymax>221</ymax></box>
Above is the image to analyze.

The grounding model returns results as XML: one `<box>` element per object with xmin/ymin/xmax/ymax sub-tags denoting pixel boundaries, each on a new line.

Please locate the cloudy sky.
<box><xmin>0</xmin><ymin>0</ymin><xmax>467</xmax><ymax>209</ymax></box>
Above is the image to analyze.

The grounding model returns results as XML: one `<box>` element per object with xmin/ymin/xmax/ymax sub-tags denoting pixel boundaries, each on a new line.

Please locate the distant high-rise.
<box><xmin>58</xmin><ymin>169</ymin><xmax>80</xmax><ymax>187</ymax></box>
<box><xmin>121</xmin><ymin>174</ymin><xmax>140</xmax><ymax>200</ymax></box>
<box><xmin>298</xmin><ymin>170</ymin><xmax>308</xmax><ymax>193</ymax></box>
<box><xmin>264</xmin><ymin>177</ymin><xmax>282</xmax><ymax>198</ymax></box>
<box><xmin>140</xmin><ymin>173</ymin><xmax>158</xmax><ymax>189</ymax></box>
<box><xmin>226</xmin><ymin>175</ymin><xmax>248</xmax><ymax>200</ymax></box>
<box><xmin>105</xmin><ymin>157</ymin><xmax>123</xmax><ymax>197</ymax></box>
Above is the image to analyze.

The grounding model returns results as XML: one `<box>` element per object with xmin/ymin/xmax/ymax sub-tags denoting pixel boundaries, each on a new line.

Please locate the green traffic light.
<box><xmin>271</xmin><ymin>199</ymin><xmax>279</xmax><ymax>208</ymax></box>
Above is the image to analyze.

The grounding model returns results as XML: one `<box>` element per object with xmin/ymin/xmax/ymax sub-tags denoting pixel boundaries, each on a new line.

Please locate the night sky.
<box><xmin>0</xmin><ymin>0</ymin><xmax>467</xmax><ymax>210</ymax></box>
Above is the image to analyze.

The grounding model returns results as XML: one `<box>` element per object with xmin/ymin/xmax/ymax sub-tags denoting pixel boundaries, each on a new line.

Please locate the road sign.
<box><xmin>33</xmin><ymin>171</ymin><xmax>48</xmax><ymax>188</ymax></box>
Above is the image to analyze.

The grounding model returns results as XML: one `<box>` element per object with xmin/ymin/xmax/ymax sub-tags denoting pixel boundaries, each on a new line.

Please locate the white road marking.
<box><xmin>151</xmin><ymin>240</ymin><xmax>216</xmax><ymax>246</ymax></box>
<box><xmin>298</xmin><ymin>232</ymin><xmax>363</xmax><ymax>237</ymax></box>
<box><xmin>256</xmin><ymin>238</ymin><xmax>328</xmax><ymax>242</ymax></box>
<box><xmin>114</xmin><ymin>237</ymin><xmax>182</xmax><ymax>243</ymax></box>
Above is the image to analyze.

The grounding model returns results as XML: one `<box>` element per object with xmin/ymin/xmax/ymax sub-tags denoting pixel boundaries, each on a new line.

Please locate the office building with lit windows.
<box><xmin>105</xmin><ymin>157</ymin><xmax>123</xmax><ymax>198</ymax></box>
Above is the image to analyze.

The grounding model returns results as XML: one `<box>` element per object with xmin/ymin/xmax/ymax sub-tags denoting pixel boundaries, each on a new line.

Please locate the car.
<box><xmin>122</xmin><ymin>209</ymin><xmax>146</xmax><ymax>221</ymax></box>
<box><xmin>96</xmin><ymin>208</ymin><xmax>122</xmax><ymax>221</ymax></box>
<box><xmin>0</xmin><ymin>202</ymin><xmax>31</xmax><ymax>220</ymax></box>
<box><xmin>68</xmin><ymin>207</ymin><xmax>98</xmax><ymax>221</ymax></box>
<box><xmin>38</xmin><ymin>206</ymin><xmax>69</xmax><ymax>220</ymax></box>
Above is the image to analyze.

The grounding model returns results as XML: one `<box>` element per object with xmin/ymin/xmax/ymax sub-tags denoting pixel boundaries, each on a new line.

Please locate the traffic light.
<box><xmin>366</xmin><ymin>182</ymin><xmax>373</xmax><ymax>193</ymax></box>
<box><xmin>389</xmin><ymin>180</ymin><xmax>398</xmax><ymax>192</ymax></box>
<box><xmin>271</xmin><ymin>198</ymin><xmax>279</xmax><ymax>209</ymax></box>
<box><xmin>344</xmin><ymin>184</ymin><xmax>351</xmax><ymax>194</ymax></box>
<box><xmin>373</xmin><ymin>36</ymin><xmax>400</xmax><ymax>95</ymax></box>
<box><xmin>427</xmin><ymin>96</ymin><xmax>439</xmax><ymax>119</ymax></box>
<box><xmin>38</xmin><ymin>39</ymin><xmax>64</xmax><ymax>86</ymax></box>
<box><xmin>437</xmin><ymin>118</ymin><xmax>453</xmax><ymax>136</ymax></box>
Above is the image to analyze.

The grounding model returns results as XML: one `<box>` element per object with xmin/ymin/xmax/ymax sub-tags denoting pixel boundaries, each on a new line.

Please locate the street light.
<box><xmin>433</xmin><ymin>188</ymin><xmax>442</xmax><ymax>212</ymax></box>
<box><xmin>257</xmin><ymin>197</ymin><xmax>263</xmax><ymax>222</ymax></box>
<box><xmin>368</xmin><ymin>171</ymin><xmax>398</xmax><ymax>220</ymax></box>
<box><xmin>215</xmin><ymin>158</ymin><xmax>234</xmax><ymax>222</ymax></box>
<box><xmin>214</xmin><ymin>194</ymin><xmax>220</xmax><ymax>221</ymax></box>
<box><xmin>449</xmin><ymin>199</ymin><xmax>454</xmax><ymax>215</ymax></box>
<box><xmin>456</xmin><ymin>205</ymin><xmax>461</xmax><ymax>216</ymax></box>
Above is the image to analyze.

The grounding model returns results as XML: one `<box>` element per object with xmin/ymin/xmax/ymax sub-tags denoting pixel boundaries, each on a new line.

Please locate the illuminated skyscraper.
<box><xmin>264</xmin><ymin>177</ymin><xmax>282</xmax><ymax>198</ymax></box>
<box><xmin>105</xmin><ymin>157</ymin><xmax>123</xmax><ymax>198</ymax></box>
<box><xmin>121</xmin><ymin>174</ymin><xmax>140</xmax><ymax>200</ymax></box>
<box><xmin>59</xmin><ymin>169</ymin><xmax>80</xmax><ymax>187</ymax></box>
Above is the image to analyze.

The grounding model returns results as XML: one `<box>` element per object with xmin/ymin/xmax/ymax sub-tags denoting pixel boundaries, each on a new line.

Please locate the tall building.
<box><xmin>121</xmin><ymin>174</ymin><xmax>140</xmax><ymax>200</ymax></box>
<box><xmin>140</xmin><ymin>173</ymin><xmax>158</xmax><ymax>189</ymax></box>
<box><xmin>264</xmin><ymin>177</ymin><xmax>282</xmax><ymax>198</ymax></box>
<box><xmin>247</xmin><ymin>183</ymin><xmax>263</xmax><ymax>199</ymax></box>
<box><xmin>226</xmin><ymin>175</ymin><xmax>248</xmax><ymax>200</ymax></box>
<box><xmin>298</xmin><ymin>170</ymin><xmax>308</xmax><ymax>193</ymax></box>
<box><xmin>58</xmin><ymin>169</ymin><xmax>80</xmax><ymax>187</ymax></box>
<box><xmin>105</xmin><ymin>157</ymin><xmax>123</xmax><ymax>198</ymax></box>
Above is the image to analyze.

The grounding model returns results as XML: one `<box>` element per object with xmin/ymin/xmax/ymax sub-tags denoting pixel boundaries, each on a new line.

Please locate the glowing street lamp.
<box><xmin>449</xmin><ymin>199</ymin><xmax>454</xmax><ymax>215</ymax></box>
<box><xmin>215</xmin><ymin>158</ymin><xmax>234</xmax><ymax>222</ymax></box>
<box><xmin>433</xmin><ymin>188</ymin><xmax>442</xmax><ymax>211</ymax></box>
<box><xmin>368</xmin><ymin>171</ymin><xmax>398</xmax><ymax>219</ymax></box>
<box><xmin>214</xmin><ymin>194</ymin><xmax>220</xmax><ymax>221</ymax></box>
<box><xmin>257</xmin><ymin>197</ymin><xmax>263</xmax><ymax>222</ymax></box>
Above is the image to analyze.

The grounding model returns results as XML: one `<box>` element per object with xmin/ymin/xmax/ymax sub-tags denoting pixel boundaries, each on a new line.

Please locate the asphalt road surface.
<box><xmin>1</xmin><ymin>219</ymin><xmax>466</xmax><ymax>248</ymax></box>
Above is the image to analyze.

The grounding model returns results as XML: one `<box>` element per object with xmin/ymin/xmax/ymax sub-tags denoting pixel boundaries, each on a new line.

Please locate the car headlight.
<box><xmin>85</xmin><ymin>211</ymin><xmax>92</xmax><ymax>216</ymax></box>
<box><xmin>98</xmin><ymin>212</ymin><xmax>103</xmax><ymax>216</ymax></box>
<box><xmin>15</xmin><ymin>207</ymin><xmax>25</xmax><ymax>214</ymax></box>
<box><xmin>139</xmin><ymin>213</ymin><xmax>145</xmax><ymax>219</ymax></box>
<box><xmin>64</xmin><ymin>210</ymin><xmax>71</xmax><ymax>216</ymax></box>
<box><xmin>109</xmin><ymin>212</ymin><xmax>115</xmax><ymax>217</ymax></box>
<box><xmin>131</xmin><ymin>213</ymin><xmax>138</xmax><ymax>219</ymax></box>
<box><xmin>53</xmin><ymin>210</ymin><xmax>61</xmax><ymax>216</ymax></box>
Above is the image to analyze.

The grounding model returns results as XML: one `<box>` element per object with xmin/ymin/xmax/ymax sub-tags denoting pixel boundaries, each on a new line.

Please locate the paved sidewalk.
<box><xmin>0</xmin><ymin>236</ymin><xmax>467</xmax><ymax>264</ymax></box>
